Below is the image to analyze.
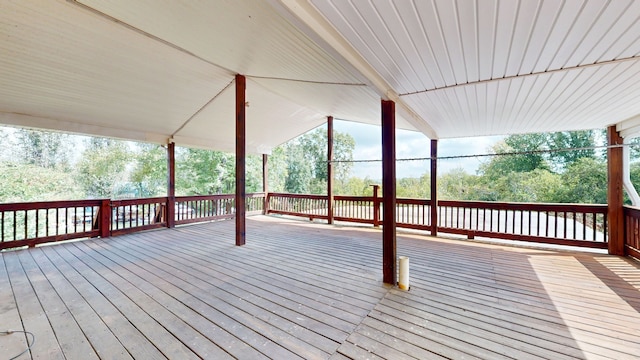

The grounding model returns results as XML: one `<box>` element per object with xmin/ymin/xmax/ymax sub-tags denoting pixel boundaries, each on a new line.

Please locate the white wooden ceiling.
<box><xmin>296</xmin><ymin>0</ymin><xmax>640</xmax><ymax>138</ymax></box>
<box><xmin>1</xmin><ymin>0</ymin><xmax>639</xmax><ymax>153</ymax></box>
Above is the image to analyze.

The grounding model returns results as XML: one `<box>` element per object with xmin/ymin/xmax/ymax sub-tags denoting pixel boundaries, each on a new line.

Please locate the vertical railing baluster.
<box><xmin>592</xmin><ymin>211</ymin><xmax>597</xmax><ymax>241</ymax></box>
<box><xmin>14</xmin><ymin>210</ymin><xmax>18</xmax><ymax>240</ymax></box>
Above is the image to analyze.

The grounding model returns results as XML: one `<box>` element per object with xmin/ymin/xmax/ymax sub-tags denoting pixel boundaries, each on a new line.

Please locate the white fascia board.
<box><xmin>0</xmin><ymin>112</ymin><xmax>170</xmax><ymax>145</ymax></box>
<box><xmin>616</xmin><ymin>114</ymin><xmax>640</xmax><ymax>132</ymax></box>
<box><xmin>620</xmin><ymin>126</ymin><xmax>640</xmax><ymax>139</ymax></box>
<box><xmin>272</xmin><ymin>0</ymin><xmax>438</xmax><ymax>139</ymax></box>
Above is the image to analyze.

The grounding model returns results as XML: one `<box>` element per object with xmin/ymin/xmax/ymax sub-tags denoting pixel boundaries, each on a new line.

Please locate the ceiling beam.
<box><xmin>400</xmin><ymin>56</ymin><xmax>640</xmax><ymax>96</ymax></box>
<box><xmin>272</xmin><ymin>0</ymin><xmax>438</xmax><ymax>139</ymax></box>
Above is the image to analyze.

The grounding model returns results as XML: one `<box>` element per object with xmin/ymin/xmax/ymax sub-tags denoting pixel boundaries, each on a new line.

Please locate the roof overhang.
<box><xmin>1</xmin><ymin>0</ymin><xmax>639</xmax><ymax>151</ymax></box>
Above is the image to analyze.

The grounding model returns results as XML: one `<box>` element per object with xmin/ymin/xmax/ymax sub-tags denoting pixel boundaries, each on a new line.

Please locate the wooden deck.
<box><xmin>1</xmin><ymin>216</ymin><xmax>639</xmax><ymax>360</ymax></box>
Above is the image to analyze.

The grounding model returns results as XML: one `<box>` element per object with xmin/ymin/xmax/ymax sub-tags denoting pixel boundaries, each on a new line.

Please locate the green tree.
<box><xmin>335</xmin><ymin>176</ymin><xmax>375</xmax><ymax>196</ymax></box>
<box><xmin>76</xmin><ymin>139</ymin><xmax>131</xmax><ymax>198</ymax></box>
<box><xmin>0</xmin><ymin>162</ymin><xmax>81</xmax><ymax>202</ymax></box>
<box><xmin>297</xmin><ymin>128</ymin><xmax>355</xmax><ymax>184</ymax></box>
<box><xmin>480</xmin><ymin>134</ymin><xmax>550</xmax><ymax>180</ymax></box>
<box><xmin>557</xmin><ymin>157</ymin><xmax>607</xmax><ymax>204</ymax></box>
<box><xmin>548</xmin><ymin>130</ymin><xmax>596</xmax><ymax>170</ymax></box>
<box><xmin>177</xmin><ymin>148</ymin><xmax>235</xmax><ymax>195</ymax></box>
<box><xmin>284</xmin><ymin>143</ymin><xmax>312</xmax><ymax>193</ymax></box>
<box><xmin>267</xmin><ymin>147</ymin><xmax>288</xmax><ymax>193</ymax></box>
<box><xmin>396</xmin><ymin>175</ymin><xmax>431</xmax><ymax>199</ymax></box>
<box><xmin>271</xmin><ymin>127</ymin><xmax>355</xmax><ymax>194</ymax></box>
<box><xmin>130</xmin><ymin>143</ymin><xmax>167</xmax><ymax>197</ymax></box>
<box><xmin>438</xmin><ymin>168</ymin><xmax>487</xmax><ymax>200</ymax></box>
<box><xmin>246</xmin><ymin>155</ymin><xmax>264</xmax><ymax>193</ymax></box>
<box><xmin>15</xmin><ymin>128</ymin><xmax>71</xmax><ymax>169</ymax></box>
<box><xmin>487</xmin><ymin>169</ymin><xmax>563</xmax><ymax>202</ymax></box>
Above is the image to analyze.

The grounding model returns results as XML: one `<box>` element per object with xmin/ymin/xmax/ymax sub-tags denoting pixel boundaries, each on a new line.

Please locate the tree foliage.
<box><xmin>469</xmin><ymin>130</ymin><xmax>606</xmax><ymax>203</ymax></box>
<box><xmin>278</xmin><ymin>127</ymin><xmax>355</xmax><ymax>194</ymax></box>
<box><xmin>176</xmin><ymin>148</ymin><xmax>235</xmax><ymax>195</ymax></box>
<box><xmin>557</xmin><ymin>157</ymin><xmax>607</xmax><ymax>204</ymax></box>
<box><xmin>130</xmin><ymin>143</ymin><xmax>167</xmax><ymax>197</ymax></box>
<box><xmin>547</xmin><ymin>130</ymin><xmax>596</xmax><ymax>169</ymax></box>
<box><xmin>14</xmin><ymin>128</ymin><xmax>72</xmax><ymax>169</ymax></box>
<box><xmin>0</xmin><ymin>162</ymin><xmax>81</xmax><ymax>202</ymax></box>
<box><xmin>76</xmin><ymin>139</ymin><xmax>131</xmax><ymax>198</ymax></box>
<box><xmin>0</xmin><ymin>125</ymin><xmax>630</xmax><ymax>207</ymax></box>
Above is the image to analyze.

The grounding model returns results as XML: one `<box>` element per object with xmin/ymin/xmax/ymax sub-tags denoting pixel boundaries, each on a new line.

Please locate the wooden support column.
<box><xmin>236</xmin><ymin>74</ymin><xmax>246</xmax><ymax>246</ymax></box>
<box><xmin>327</xmin><ymin>116</ymin><xmax>334</xmax><ymax>224</ymax></box>
<box><xmin>262</xmin><ymin>153</ymin><xmax>269</xmax><ymax>215</ymax></box>
<box><xmin>430</xmin><ymin>139</ymin><xmax>438</xmax><ymax>236</ymax></box>
<box><xmin>381</xmin><ymin>100</ymin><xmax>397</xmax><ymax>285</ymax></box>
<box><xmin>167</xmin><ymin>141</ymin><xmax>176</xmax><ymax>229</ymax></box>
<box><xmin>607</xmin><ymin>125</ymin><xmax>624</xmax><ymax>255</ymax></box>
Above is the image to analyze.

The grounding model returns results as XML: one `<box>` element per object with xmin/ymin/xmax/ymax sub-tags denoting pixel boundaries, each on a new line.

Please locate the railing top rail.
<box><xmin>624</xmin><ymin>205</ymin><xmax>640</xmax><ymax>214</ymax></box>
<box><xmin>438</xmin><ymin>200</ymin><xmax>607</xmax><ymax>212</ymax></box>
<box><xmin>334</xmin><ymin>195</ymin><xmax>375</xmax><ymax>201</ymax></box>
<box><xmin>111</xmin><ymin>197</ymin><xmax>167</xmax><ymax>206</ymax></box>
<box><xmin>268</xmin><ymin>193</ymin><xmax>328</xmax><ymax>200</ymax></box>
<box><xmin>397</xmin><ymin>198</ymin><xmax>431</xmax><ymax>204</ymax></box>
<box><xmin>177</xmin><ymin>194</ymin><xmax>234</xmax><ymax>201</ymax></box>
<box><xmin>0</xmin><ymin>199</ymin><xmax>106</xmax><ymax>211</ymax></box>
<box><xmin>176</xmin><ymin>193</ymin><xmax>265</xmax><ymax>202</ymax></box>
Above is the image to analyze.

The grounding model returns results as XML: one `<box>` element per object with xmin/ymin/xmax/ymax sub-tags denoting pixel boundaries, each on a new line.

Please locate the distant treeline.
<box><xmin>1</xmin><ymin>127</ymin><xmax>638</xmax><ymax>205</ymax></box>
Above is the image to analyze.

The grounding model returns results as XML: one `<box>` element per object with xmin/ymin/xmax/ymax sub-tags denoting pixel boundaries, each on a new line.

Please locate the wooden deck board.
<box><xmin>38</xmin><ymin>245</ymin><xmax>169</xmax><ymax>360</ymax></box>
<box><xmin>0</xmin><ymin>255</ymin><xmax>32</xmax><ymax>359</ymax></box>
<box><xmin>87</xmin><ymin>237</ymin><xmax>329</xmax><ymax>359</ymax></box>
<box><xmin>1</xmin><ymin>215</ymin><xmax>640</xmax><ymax>359</ymax></box>
<box><xmin>26</xmin><ymin>248</ymin><xmax>131</xmax><ymax>360</ymax></box>
<box><xmin>3</xmin><ymin>251</ymin><xmax>66</xmax><ymax>360</ymax></box>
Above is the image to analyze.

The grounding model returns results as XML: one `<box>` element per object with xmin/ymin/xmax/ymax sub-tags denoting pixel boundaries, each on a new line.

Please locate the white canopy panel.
<box><xmin>1</xmin><ymin>0</ymin><xmax>639</xmax><ymax>151</ymax></box>
<box><xmin>0</xmin><ymin>0</ymin><xmax>417</xmax><ymax>153</ymax></box>
<box><xmin>303</xmin><ymin>0</ymin><xmax>640</xmax><ymax>138</ymax></box>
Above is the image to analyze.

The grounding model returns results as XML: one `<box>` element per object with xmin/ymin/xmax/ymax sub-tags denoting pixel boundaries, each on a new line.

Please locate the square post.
<box><xmin>262</xmin><ymin>153</ymin><xmax>269</xmax><ymax>215</ymax></box>
<box><xmin>167</xmin><ymin>141</ymin><xmax>176</xmax><ymax>228</ymax></box>
<box><xmin>236</xmin><ymin>74</ymin><xmax>246</xmax><ymax>246</ymax></box>
<box><xmin>372</xmin><ymin>184</ymin><xmax>380</xmax><ymax>227</ymax></box>
<box><xmin>607</xmin><ymin>125</ymin><xmax>624</xmax><ymax>255</ymax></box>
<box><xmin>99</xmin><ymin>199</ymin><xmax>111</xmax><ymax>238</ymax></box>
<box><xmin>327</xmin><ymin>116</ymin><xmax>334</xmax><ymax>224</ymax></box>
<box><xmin>430</xmin><ymin>139</ymin><xmax>438</xmax><ymax>236</ymax></box>
<box><xmin>381</xmin><ymin>100</ymin><xmax>397</xmax><ymax>285</ymax></box>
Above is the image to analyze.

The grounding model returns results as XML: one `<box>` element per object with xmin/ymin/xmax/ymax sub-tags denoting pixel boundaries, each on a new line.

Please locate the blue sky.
<box><xmin>333</xmin><ymin>120</ymin><xmax>504</xmax><ymax>179</ymax></box>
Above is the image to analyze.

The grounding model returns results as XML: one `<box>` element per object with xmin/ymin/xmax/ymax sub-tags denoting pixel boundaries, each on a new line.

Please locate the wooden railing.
<box><xmin>111</xmin><ymin>197</ymin><xmax>168</xmax><ymax>236</ymax></box>
<box><xmin>266</xmin><ymin>193</ymin><xmax>608</xmax><ymax>249</ymax></box>
<box><xmin>0</xmin><ymin>192</ymin><xmax>610</xmax><ymax>251</ymax></box>
<box><xmin>334</xmin><ymin>195</ymin><xmax>377</xmax><ymax>224</ymax></box>
<box><xmin>396</xmin><ymin>198</ymin><xmax>432</xmax><ymax>230</ymax></box>
<box><xmin>267</xmin><ymin>193</ymin><xmax>328</xmax><ymax>220</ymax></box>
<box><xmin>0</xmin><ymin>193</ymin><xmax>266</xmax><ymax>250</ymax></box>
<box><xmin>623</xmin><ymin>206</ymin><xmax>640</xmax><ymax>259</ymax></box>
<box><xmin>0</xmin><ymin>199</ymin><xmax>107</xmax><ymax>249</ymax></box>
<box><xmin>437</xmin><ymin>200</ymin><xmax>607</xmax><ymax>248</ymax></box>
<box><xmin>173</xmin><ymin>193</ymin><xmax>264</xmax><ymax>225</ymax></box>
